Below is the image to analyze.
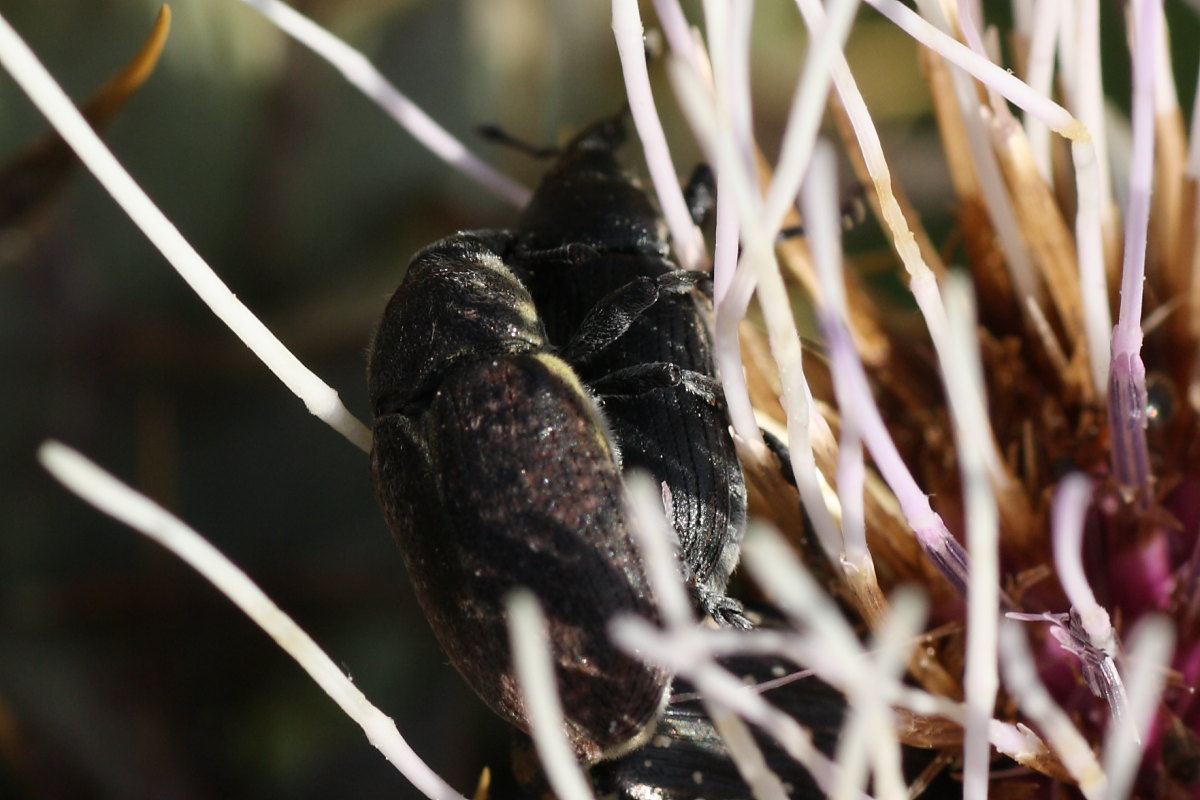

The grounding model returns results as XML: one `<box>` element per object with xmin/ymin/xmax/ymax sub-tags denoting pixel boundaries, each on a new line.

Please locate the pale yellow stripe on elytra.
<box><xmin>533</xmin><ymin>353</ymin><xmax>618</xmax><ymax>461</ymax></box>
<box><xmin>512</xmin><ymin>292</ymin><xmax>539</xmax><ymax>330</ymax></box>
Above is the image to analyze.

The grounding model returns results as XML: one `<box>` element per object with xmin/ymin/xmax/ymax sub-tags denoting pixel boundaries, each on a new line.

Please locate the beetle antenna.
<box><xmin>477</xmin><ymin>124</ymin><xmax>560</xmax><ymax>159</ymax></box>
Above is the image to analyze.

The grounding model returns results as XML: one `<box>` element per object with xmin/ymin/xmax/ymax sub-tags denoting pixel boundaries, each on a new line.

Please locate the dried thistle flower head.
<box><xmin>638</xmin><ymin>0</ymin><xmax>1194</xmax><ymax>796</ymax></box>
<box><xmin>9</xmin><ymin>0</ymin><xmax>1200</xmax><ymax>798</ymax></box>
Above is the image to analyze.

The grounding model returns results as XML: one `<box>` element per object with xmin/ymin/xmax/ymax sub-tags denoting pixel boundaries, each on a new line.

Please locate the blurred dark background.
<box><xmin>0</xmin><ymin>2</ymin><xmax>628</xmax><ymax>796</ymax></box>
<box><xmin>3</xmin><ymin>0</ymin><xmax>1161</xmax><ymax>797</ymax></box>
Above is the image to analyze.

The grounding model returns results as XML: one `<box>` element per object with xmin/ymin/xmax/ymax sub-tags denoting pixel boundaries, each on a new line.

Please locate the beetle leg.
<box><xmin>562</xmin><ymin>271</ymin><xmax>713</xmax><ymax>365</ymax></box>
<box><xmin>589</xmin><ymin>363</ymin><xmax>721</xmax><ymax>404</ymax></box>
<box><xmin>695</xmin><ymin>587</ymin><xmax>752</xmax><ymax>629</ymax></box>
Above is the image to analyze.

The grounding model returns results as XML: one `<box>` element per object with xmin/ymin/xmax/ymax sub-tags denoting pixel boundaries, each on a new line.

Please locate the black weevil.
<box><xmin>592</xmin><ymin>656</ymin><xmax>846</xmax><ymax>800</ymax></box>
<box><xmin>494</xmin><ymin>116</ymin><xmax>750</xmax><ymax>626</ymax></box>
<box><xmin>368</xmin><ymin>233</ymin><xmax>670</xmax><ymax>763</ymax></box>
<box><xmin>513</xmin><ymin>648</ymin><xmax>949</xmax><ymax>800</ymax></box>
<box><xmin>511</xmin><ymin>654</ymin><xmax>847</xmax><ymax>800</ymax></box>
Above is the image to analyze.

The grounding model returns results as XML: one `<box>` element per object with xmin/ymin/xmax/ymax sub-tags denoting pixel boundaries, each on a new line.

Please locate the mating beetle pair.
<box><xmin>368</xmin><ymin>115</ymin><xmax>747</xmax><ymax>761</ymax></box>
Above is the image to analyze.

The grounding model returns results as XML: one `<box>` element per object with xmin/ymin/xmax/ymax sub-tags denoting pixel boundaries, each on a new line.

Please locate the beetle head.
<box><xmin>517</xmin><ymin>116</ymin><xmax>669</xmax><ymax>256</ymax></box>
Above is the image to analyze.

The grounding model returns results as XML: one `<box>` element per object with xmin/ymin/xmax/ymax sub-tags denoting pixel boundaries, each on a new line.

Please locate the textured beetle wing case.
<box><xmin>590</xmin><ymin>657</ymin><xmax>846</xmax><ymax>800</ymax></box>
<box><xmin>513</xmin><ymin>249</ymin><xmax>747</xmax><ymax>612</ymax></box>
<box><xmin>502</xmin><ymin>116</ymin><xmax>749</xmax><ymax>618</ymax></box>
<box><xmin>527</xmin><ymin>253</ymin><xmax>747</xmax><ymax>596</ymax></box>
<box><xmin>372</xmin><ymin>352</ymin><xmax>670</xmax><ymax>763</ymax></box>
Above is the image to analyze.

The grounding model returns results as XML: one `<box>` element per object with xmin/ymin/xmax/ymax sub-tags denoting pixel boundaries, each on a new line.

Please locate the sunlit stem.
<box><xmin>1108</xmin><ymin>0</ymin><xmax>1161</xmax><ymax>504</ymax></box>
<box><xmin>649</xmin><ymin>0</ymin><xmax>704</xmax><ymax>73</ymax></box>
<box><xmin>1052</xmin><ymin>476</ymin><xmax>1112</xmax><ymax>645</ymax></box>
<box><xmin>639</xmin><ymin>2</ymin><xmax>760</xmax><ymax>444</ymax></box>
<box><xmin>1019</xmin><ymin>0</ymin><xmax>1060</xmax><ymax>182</ymax></box>
<box><xmin>667</xmin><ymin>54</ymin><xmax>842</xmax><ymax>560</ymax></box>
<box><xmin>618</xmin><ymin>482</ymin><xmax>806</xmax><ymax>800</ymax></box>
<box><xmin>233</xmin><ymin>0</ymin><xmax>529</xmax><ymax>207</ymax></box>
<box><xmin>1101</xmin><ymin>616</ymin><xmax>1174</xmax><ymax>800</ymax></box>
<box><xmin>802</xmin><ymin>144</ymin><xmax>867</xmax><ymax>564</ymax></box>
<box><xmin>612</xmin><ymin>0</ymin><xmax>708</xmax><ymax>271</ymax></box>
<box><xmin>999</xmin><ymin>621</ymin><xmax>1108</xmax><ymax>799</ymax></box>
<box><xmin>702</xmin><ymin>0</ymin><xmax>755</xmax><ymax>212</ymax></box>
<box><xmin>612</xmin><ymin>617</ymin><xmax>852</xmax><ymax>799</ymax></box>
<box><xmin>743</xmin><ymin>528</ymin><xmax>916</xmax><ymax>800</ymax></box>
<box><xmin>760</xmin><ymin>0</ymin><xmax>862</xmax><ymax>234</ymax></box>
<box><xmin>37</xmin><ymin>442</ymin><xmax>468</xmax><ymax>800</ymax></box>
<box><xmin>708</xmin><ymin>711</ymin><xmax>791</xmax><ymax>800</ymax></box>
<box><xmin>865</xmin><ymin>0</ymin><xmax>1081</xmax><ymax>136</ymax></box>
<box><xmin>941</xmin><ymin>274</ymin><xmax>1000</xmax><ymax>800</ymax></box>
<box><xmin>507</xmin><ymin>592</ymin><xmax>595</xmax><ymax>800</ymax></box>
<box><xmin>918</xmin><ymin>0</ymin><xmax>1043</xmax><ymax>314</ymax></box>
<box><xmin>0</xmin><ymin>10</ymin><xmax>372</xmax><ymax>452</ymax></box>
<box><xmin>866</xmin><ymin>0</ymin><xmax>1112</xmax><ymax>392</ymax></box>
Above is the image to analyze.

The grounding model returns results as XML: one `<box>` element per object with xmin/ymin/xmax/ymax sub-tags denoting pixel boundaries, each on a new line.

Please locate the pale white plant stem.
<box><xmin>829</xmin><ymin>319</ymin><xmax>971</xmax><ymax>592</ymax></box>
<box><xmin>796</xmin><ymin>0</ymin><xmax>965</xmax><ymax>367</ymax></box>
<box><xmin>730</xmin><ymin>618</ymin><xmax>1047</xmax><ymax>766</ymax></box>
<box><xmin>701</xmin><ymin>0</ymin><xmax>755</xmax><ymax>198</ymax></box>
<box><xmin>917</xmin><ymin>0</ymin><xmax>1042</xmax><ymax>312</ymax></box>
<box><xmin>761</xmin><ymin>0</ymin><xmax>862</xmax><ymax>236</ymax></box>
<box><xmin>650</xmin><ymin>0</ymin><xmax>704</xmax><ymax>73</ymax></box>
<box><xmin>1052</xmin><ymin>475</ymin><xmax>1113</xmax><ymax>646</ymax></box>
<box><xmin>633</xmin><ymin>2</ymin><xmax>761</xmax><ymax>444</ymax></box>
<box><xmin>941</xmin><ymin>273</ymin><xmax>1000</xmax><ymax>800</ymax></box>
<box><xmin>612</xmin><ymin>615</ymin><xmax>859</xmax><ymax>800</ymax></box>
<box><xmin>741</xmin><ymin>527</ymin><xmax>915</xmax><ymax>800</ymax></box>
<box><xmin>233</xmin><ymin>0</ymin><xmax>530</xmax><ymax>207</ymax></box>
<box><xmin>713</xmin><ymin>258</ymin><xmax>765</xmax><ymax>444</ymax></box>
<box><xmin>663</xmin><ymin>2</ymin><xmax>886</xmax><ymax>569</ymax></box>
<box><xmin>828</xmin><ymin>589</ymin><xmax>919</xmax><ymax>800</ymax></box>
<box><xmin>725</xmin><ymin>0</ymin><xmax>755</xmax><ymax>200</ymax></box>
<box><xmin>868</xmin><ymin>0</ymin><xmax>1112</xmax><ymax>391</ymax></box>
<box><xmin>1075</xmin><ymin>135</ymin><xmax>1112</xmax><ymax>392</ymax></box>
<box><xmin>711</xmin><ymin>145</ymin><xmax>742</xmax><ymax>307</ymax></box>
<box><xmin>1067</xmin><ymin>0</ymin><xmax>1114</xmax><ymax>228</ymax></box>
<box><xmin>612</xmin><ymin>0</ymin><xmax>708</xmax><ymax>271</ymax></box>
<box><xmin>1021</xmin><ymin>0</ymin><xmax>1060</xmax><ymax>182</ymax></box>
<box><xmin>37</xmin><ymin>442</ymin><xmax>468</xmax><ymax>800</ymax></box>
<box><xmin>667</xmin><ymin>54</ymin><xmax>843</xmax><ymax>562</ymax></box>
<box><xmin>1070</xmin><ymin>1</ymin><xmax>1122</xmax><ymax>391</ymax></box>
<box><xmin>507</xmin><ymin>592</ymin><xmax>596</xmax><ymax>800</ymax></box>
<box><xmin>1152</xmin><ymin>7</ymin><xmax>1179</xmax><ymax>118</ymax></box>
<box><xmin>1108</xmin><ymin>0</ymin><xmax>1161</xmax><ymax>499</ymax></box>
<box><xmin>999</xmin><ymin>620</ymin><xmax>1108</xmax><ymax>799</ymax></box>
<box><xmin>1101</xmin><ymin>616</ymin><xmax>1174</xmax><ymax>800</ymax></box>
<box><xmin>1057</xmin><ymin>0</ymin><xmax>1079</xmax><ymax>94</ymax></box>
<box><xmin>0</xmin><ymin>11</ymin><xmax>373</xmax><ymax>453</ymax></box>
<box><xmin>1062</xmin><ymin>0</ymin><xmax>1113</xmax><ymax>392</ymax></box>
<box><xmin>1114</xmin><ymin>0</ymin><xmax>1160</xmax><ymax>346</ymax></box>
<box><xmin>793</xmin><ymin>177</ymin><xmax>970</xmax><ymax>597</ymax></box>
<box><xmin>865</xmin><ymin>0</ymin><xmax>1082</xmax><ymax>136</ymax></box>
<box><xmin>708</xmin><ymin>711</ymin><xmax>791</xmax><ymax>800</ymax></box>
<box><xmin>619</xmin><ymin>476</ymin><xmax>803</xmax><ymax>798</ymax></box>
<box><xmin>803</xmin><ymin>142</ymin><xmax>867</xmax><ymax>563</ymax></box>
